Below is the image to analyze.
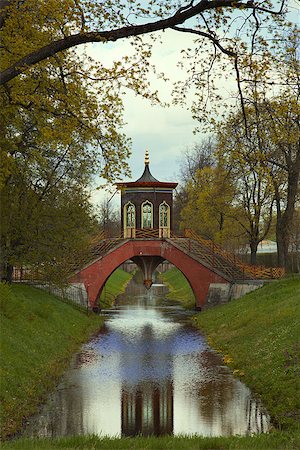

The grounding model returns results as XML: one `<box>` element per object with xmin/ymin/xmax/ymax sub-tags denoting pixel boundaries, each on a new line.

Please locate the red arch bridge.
<box><xmin>69</xmin><ymin>230</ymin><xmax>284</xmax><ymax>311</ymax></box>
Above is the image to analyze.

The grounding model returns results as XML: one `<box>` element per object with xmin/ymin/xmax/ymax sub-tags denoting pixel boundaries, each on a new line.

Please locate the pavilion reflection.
<box><xmin>121</xmin><ymin>380</ymin><xmax>173</xmax><ymax>436</ymax></box>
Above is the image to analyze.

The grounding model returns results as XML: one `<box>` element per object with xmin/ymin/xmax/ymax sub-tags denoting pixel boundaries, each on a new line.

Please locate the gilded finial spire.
<box><xmin>145</xmin><ymin>149</ymin><xmax>150</xmax><ymax>165</ymax></box>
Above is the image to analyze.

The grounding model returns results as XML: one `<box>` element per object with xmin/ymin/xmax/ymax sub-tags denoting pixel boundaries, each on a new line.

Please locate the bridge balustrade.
<box><xmin>89</xmin><ymin>228</ymin><xmax>284</xmax><ymax>280</ymax></box>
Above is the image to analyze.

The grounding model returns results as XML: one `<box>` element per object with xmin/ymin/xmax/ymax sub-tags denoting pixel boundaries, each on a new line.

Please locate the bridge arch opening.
<box><xmin>98</xmin><ymin>259</ymin><xmax>197</xmax><ymax>311</ymax></box>
<box><xmin>99</xmin><ymin>265</ymin><xmax>134</xmax><ymax>309</ymax></box>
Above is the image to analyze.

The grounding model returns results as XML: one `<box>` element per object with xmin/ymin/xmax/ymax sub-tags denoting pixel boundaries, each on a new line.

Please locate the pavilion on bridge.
<box><xmin>116</xmin><ymin>150</ymin><xmax>178</xmax><ymax>238</ymax></box>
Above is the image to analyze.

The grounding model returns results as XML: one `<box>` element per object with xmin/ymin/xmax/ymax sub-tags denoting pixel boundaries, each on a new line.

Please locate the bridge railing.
<box><xmin>184</xmin><ymin>229</ymin><xmax>285</xmax><ymax>280</ymax></box>
<box><xmin>88</xmin><ymin>230</ymin><xmax>285</xmax><ymax>280</ymax></box>
<box><xmin>122</xmin><ymin>229</ymin><xmax>179</xmax><ymax>239</ymax></box>
<box><xmin>89</xmin><ymin>236</ymin><xmax>124</xmax><ymax>261</ymax></box>
<box><xmin>92</xmin><ymin>229</ymin><xmax>183</xmax><ymax>241</ymax></box>
<box><xmin>169</xmin><ymin>234</ymin><xmax>245</xmax><ymax>280</ymax></box>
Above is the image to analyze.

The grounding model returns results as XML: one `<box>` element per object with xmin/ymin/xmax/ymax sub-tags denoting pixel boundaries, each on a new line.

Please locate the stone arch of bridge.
<box><xmin>71</xmin><ymin>240</ymin><xmax>228</xmax><ymax>311</ymax></box>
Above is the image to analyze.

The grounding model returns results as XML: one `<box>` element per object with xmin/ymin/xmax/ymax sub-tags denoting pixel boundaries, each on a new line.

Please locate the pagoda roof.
<box><xmin>116</xmin><ymin>150</ymin><xmax>178</xmax><ymax>189</ymax></box>
<box><xmin>136</xmin><ymin>163</ymin><xmax>160</xmax><ymax>183</ymax></box>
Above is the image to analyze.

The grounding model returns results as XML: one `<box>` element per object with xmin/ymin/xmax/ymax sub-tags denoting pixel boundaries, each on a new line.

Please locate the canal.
<box><xmin>24</xmin><ymin>276</ymin><xmax>270</xmax><ymax>438</ymax></box>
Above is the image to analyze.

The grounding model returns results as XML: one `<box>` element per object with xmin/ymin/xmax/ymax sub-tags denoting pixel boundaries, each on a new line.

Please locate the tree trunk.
<box><xmin>2</xmin><ymin>231</ymin><xmax>15</xmax><ymax>282</ymax></box>
<box><xmin>276</xmin><ymin>223</ymin><xmax>285</xmax><ymax>268</ymax></box>
<box><xmin>250</xmin><ymin>242</ymin><xmax>258</xmax><ymax>265</ymax></box>
<box><xmin>275</xmin><ymin>165</ymin><xmax>300</xmax><ymax>269</ymax></box>
<box><xmin>276</xmin><ymin>215</ymin><xmax>291</xmax><ymax>269</ymax></box>
<box><xmin>2</xmin><ymin>263</ymin><xmax>13</xmax><ymax>283</ymax></box>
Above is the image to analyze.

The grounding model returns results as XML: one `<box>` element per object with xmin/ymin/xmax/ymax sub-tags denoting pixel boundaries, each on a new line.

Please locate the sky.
<box><xmin>87</xmin><ymin>5</ymin><xmax>299</xmax><ymax>209</ymax></box>
<box><xmin>119</xmin><ymin>30</ymin><xmax>211</xmax><ymax>181</ymax></box>
<box><xmin>88</xmin><ymin>29</ymin><xmax>221</xmax><ymax>208</ymax></box>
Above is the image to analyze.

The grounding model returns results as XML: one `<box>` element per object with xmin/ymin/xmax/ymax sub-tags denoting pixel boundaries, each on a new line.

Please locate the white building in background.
<box><xmin>238</xmin><ymin>240</ymin><xmax>277</xmax><ymax>256</ymax></box>
<box><xmin>256</xmin><ymin>240</ymin><xmax>277</xmax><ymax>254</ymax></box>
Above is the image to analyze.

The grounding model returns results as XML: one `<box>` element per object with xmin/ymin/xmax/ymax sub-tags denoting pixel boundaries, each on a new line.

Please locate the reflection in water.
<box><xmin>24</xmin><ymin>281</ymin><xmax>270</xmax><ymax>438</ymax></box>
<box><xmin>122</xmin><ymin>381</ymin><xmax>173</xmax><ymax>436</ymax></box>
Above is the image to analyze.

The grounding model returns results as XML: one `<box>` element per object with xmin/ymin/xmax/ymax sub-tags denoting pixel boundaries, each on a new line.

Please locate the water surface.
<box><xmin>25</xmin><ymin>284</ymin><xmax>270</xmax><ymax>438</ymax></box>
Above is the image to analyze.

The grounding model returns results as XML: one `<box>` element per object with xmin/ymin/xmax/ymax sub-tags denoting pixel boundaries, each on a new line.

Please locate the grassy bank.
<box><xmin>193</xmin><ymin>276</ymin><xmax>300</xmax><ymax>432</ymax></box>
<box><xmin>99</xmin><ymin>267</ymin><xmax>133</xmax><ymax>308</ymax></box>
<box><xmin>0</xmin><ymin>283</ymin><xmax>105</xmax><ymax>439</ymax></box>
<box><xmin>159</xmin><ymin>267</ymin><xmax>195</xmax><ymax>309</ymax></box>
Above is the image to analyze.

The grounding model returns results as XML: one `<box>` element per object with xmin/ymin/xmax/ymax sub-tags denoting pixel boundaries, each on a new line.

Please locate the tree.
<box><xmin>173</xmin><ymin>138</ymin><xmax>215</xmax><ymax>232</ymax></box>
<box><xmin>0</xmin><ymin>166</ymin><xmax>98</xmax><ymax>282</ymax></box>
<box><xmin>254</xmin><ymin>33</ymin><xmax>299</xmax><ymax>270</ymax></box>
<box><xmin>289</xmin><ymin>209</ymin><xmax>300</xmax><ymax>272</ymax></box>
<box><xmin>226</xmin><ymin>31</ymin><xmax>300</xmax><ymax>268</ymax></box>
<box><xmin>0</xmin><ymin>0</ymin><xmax>288</xmax><ymax>85</ymax></box>
<box><xmin>216</xmin><ymin>94</ymin><xmax>300</xmax><ymax>268</ymax></box>
<box><xmin>217</xmin><ymin>116</ymin><xmax>275</xmax><ymax>264</ymax></box>
<box><xmin>0</xmin><ymin>11</ymin><xmax>132</xmax><ymax>283</ymax></box>
<box><xmin>179</xmin><ymin>137</ymin><xmax>216</xmax><ymax>184</ymax></box>
<box><xmin>0</xmin><ymin>38</ymin><xmax>132</xmax><ymax>187</ymax></box>
<box><xmin>0</xmin><ymin>59</ymin><xmax>104</xmax><ymax>281</ymax></box>
<box><xmin>178</xmin><ymin>22</ymin><xmax>296</xmax><ymax>269</ymax></box>
<box><xmin>180</xmin><ymin>165</ymin><xmax>240</xmax><ymax>246</ymax></box>
<box><xmin>262</xmin><ymin>98</ymin><xmax>300</xmax><ymax>268</ymax></box>
<box><xmin>97</xmin><ymin>197</ymin><xmax>121</xmax><ymax>238</ymax></box>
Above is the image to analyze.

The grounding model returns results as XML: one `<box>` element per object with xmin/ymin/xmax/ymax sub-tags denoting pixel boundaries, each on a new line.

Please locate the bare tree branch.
<box><xmin>234</xmin><ymin>57</ymin><xmax>249</xmax><ymax>137</ymax></box>
<box><xmin>172</xmin><ymin>25</ymin><xmax>237</xmax><ymax>58</ymax></box>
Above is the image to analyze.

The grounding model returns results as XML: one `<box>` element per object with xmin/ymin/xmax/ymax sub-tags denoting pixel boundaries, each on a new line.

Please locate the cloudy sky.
<box><xmin>120</xmin><ymin>30</ymin><xmax>206</xmax><ymax>181</ymax></box>
<box><xmin>87</xmin><ymin>6</ymin><xmax>299</xmax><ymax>208</ymax></box>
<box><xmin>88</xmin><ymin>29</ymin><xmax>227</xmax><ymax>207</ymax></box>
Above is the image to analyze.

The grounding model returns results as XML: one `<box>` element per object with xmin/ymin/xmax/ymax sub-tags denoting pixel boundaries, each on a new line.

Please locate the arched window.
<box><xmin>124</xmin><ymin>202</ymin><xmax>136</xmax><ymax>238</ymax></box>
<box><xmin>159</xmin><ymin>201</ymin><xmax>170</xmax><ymax>237</ymax></box>
<box><xmin>125</xmin><ymin>202</ymin><xmax>135</xmax><ymax>228</ymax></box>
<box><xmin>141</xmin><ymin>201</ymin><xmax>153</xmax><ymax>228</ymax></box>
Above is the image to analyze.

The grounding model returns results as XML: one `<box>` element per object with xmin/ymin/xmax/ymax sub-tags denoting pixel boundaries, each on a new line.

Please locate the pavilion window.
<box><xmin>125</xmin><ymin>202</ymin><xmax>136</xmax><ymax>228</ymax></box>
<box><xmin>159</xmin><ymin>201</ymin><xmax>170</xmax><ymax>237</ymax></box>
<box><xmin>159</xmin><ymin>202</ymin><xmax>170</xmax><ymax>227</ymax></box>
<box><xmin>142</xmin><ymin>201</ymin><xmax>153</xmax><ymax>228</ymax></box>
<box><xmin>124</xmin><ymin>202</ymin><xmax>136</xmax><ymax>238</ymax></box>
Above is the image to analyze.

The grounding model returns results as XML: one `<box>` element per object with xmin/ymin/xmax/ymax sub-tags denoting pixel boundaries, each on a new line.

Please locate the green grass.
<box><xmin>159</xmin><ymin>267</ymin><xmax>195</xmax><ymax>309</ymax></box>
<box><xmin>99</xmin><ymin>268</ymin><xmax>133</xmax><ymax>308</ymax></box>
<box><xmin>0</xmin><ymin>283</ymin><xmax>105</xmax><ymax>439</ymax></box>
<box><xmin>193</xmin><ymin>276</ymin><xmax>300</xmax><ymax>431</ymax></box>
<box><xmin>1</xmin><ymin>430</ymin><xmax>300</xmax><ymax>449</ymax></box>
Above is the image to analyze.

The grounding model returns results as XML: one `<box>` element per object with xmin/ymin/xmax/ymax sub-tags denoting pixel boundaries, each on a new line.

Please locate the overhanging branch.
<box><xmin>0</xmin><ymin>0</ymin><xmax>287</xmax><ymax>85</ymax></box>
